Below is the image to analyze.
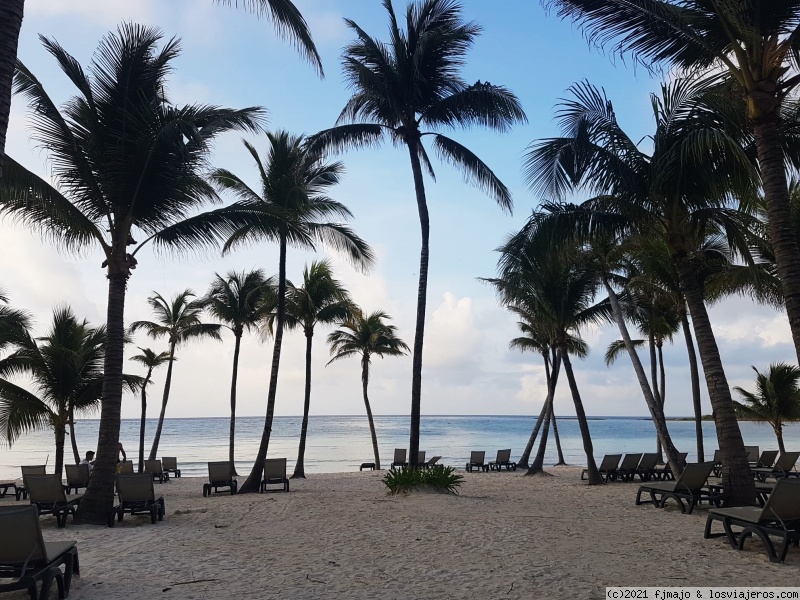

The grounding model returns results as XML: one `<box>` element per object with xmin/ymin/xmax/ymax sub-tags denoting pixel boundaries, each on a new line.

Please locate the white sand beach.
<box><xmin>2</xmin><ymin>466</ymin><xmax>798</xmax><ymax>599</ymax></box>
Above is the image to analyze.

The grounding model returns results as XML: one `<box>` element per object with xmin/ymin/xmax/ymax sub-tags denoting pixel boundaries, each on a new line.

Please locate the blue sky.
<box><xmin>1</xmin><ymin>0</ymin><xmax>794</xmax><ymax>421</ymax></box>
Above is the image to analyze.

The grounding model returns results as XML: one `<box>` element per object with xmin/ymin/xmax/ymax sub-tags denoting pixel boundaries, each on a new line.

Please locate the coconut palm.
<box><xmin>0</xmin><ymin>287</ymin><xmax>31</xmax><ymax>354</ymax></box>
<box><xmin>0</xmin><ymin>24</ymin><xmax>262</xmax><ymax>523</ymax></box>
<box><xmin>280</xmin><ymin>260</ymin><xmax>353</xmax><ymax>478</ymax></box>
<box><xmin>308</xmin><ymin>0</ymin><xmax>526</xmax><ymax>466</ymax></box>
<box><xmin>327</xmin><ymin>309</ymin><xmax>409</xmax><ymax>470</ymax></box>
<box><xmin>129</xmin><ymin>290</ymin><xmax>221</xmax><ymax>460</ymax></box>
<box><xmin>546</xmin><ymin>0</ymin><xmax>800</xmax><ymax>368</ymax></box>
<box><xmin>0</xmin><ymin>306</ymin><xmax>139</xmax><ymax>476</ymax></box>
<box><xmin>129</xmin><ymin>348</ymin><xmax>170</xmax><ymax>473</ymax></box>
<box><xmin>734</xmin><ymin>363</ymin><xmax>800</xmax><ymax>453</ymax></box>
<box><xmin>204</xmin><ymin>269</ymin><xmax>275</xmax><ymax>470</ymax></box>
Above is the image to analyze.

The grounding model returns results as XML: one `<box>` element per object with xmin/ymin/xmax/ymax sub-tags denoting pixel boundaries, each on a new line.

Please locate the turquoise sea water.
<box><xmin>2</xmin><ymin>415</ymin><xmax>798</xmax><ymax>479</ymax></box>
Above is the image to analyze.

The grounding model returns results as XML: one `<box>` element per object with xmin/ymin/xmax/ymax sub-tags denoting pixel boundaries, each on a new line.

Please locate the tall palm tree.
<box><xmin>129</xmin><ymin>348</ymin><xmax>170</xmax><ymax>473</ymax></box>
<box><xmin>734</xmin><ymin>363</ymin><xmax>800</xmax><ymax>453</ymax></box>
<box><xmin>327</xmin><ymin>309</ymin><xmax>409</xmax><ymax>470</ymax></box>
<box><xmin>0</xmin><ymin>306</ymin><xmax>139</xmax><ymax>476</ymax></box>
<box><xmin>204</xmin><ymin>269</ymin><xmax>275</xmax><ymax>469</ymax></box>
<box><xmin>523</xmin><ymin>77</ymin><xmax>759</xmax><ymax>503</ymax></box>
<box><xmin>308</xmin><ymin>0</ymin><xmax>526</xmax><ymax>466</ymax></box>
<box><xmin>545</xmin><ymin>0</ymin><xmax>800</xmax><ymax>368</ymax></box>
<box><xmin>0</xmin><ymin>287</ymin><xmax>31</xmax><ymax>354</ymax></box>
<box><xmin>283</xmin><ymin>260</ymin><xmax>353</xmax><ymax>478</ymax></box>
<box><xmin>0</xmin><ymin>24</ymin><xmax>262</xmax><ymax>523</ymax></box>
<box><xmin>130</xmin><ymin>290</ymin><xmax>221</xmax><ymax>460</ymax></box>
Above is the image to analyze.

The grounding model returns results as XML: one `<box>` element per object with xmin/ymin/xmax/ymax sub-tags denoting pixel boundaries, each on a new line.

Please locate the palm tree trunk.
<box><xmin>527</xmin><ymin>352</ymin><xmax>560</xmax><ymax>475</ymax></box>
<box><xmin>139</xmin><ymin>371</ymin><xmax>151</xmax><ymax>473</ymax></box>
<box><xmin>68</xmin><ymin>410</ymin><xmax>80</xmax><ymax>464</ymax></box>
<box><xmin>292</xmin><ymin>329</ymin><xmax>314</xmax><ymax>479</ymax></box>
<box><xmin>76</xmin><ymin>269</ymin><xmax>127</xmax><ymax>524</ymax></box>
<box><xmin>406</xmin><ymin>137</ymin><xmax>430</xmax><ymax>469</ymax></box>
<box><xmin>0</xmin><ymin>0</ymin><xmax>24</xmax><ymax>178</ymax></box>
<box><xmin>518</xmin><ymin>353</ymin><xmax>552</xmax><ymax>469</ymax></box>
<box><xmin>559</xmin><ymin>346</ymin><xmax>601</xmax><ymax>484</ymax></box>
<box><xmin>229</xmin><ymin>333</ymin><xmax>242</xmax><ymax>473</ymax></box>
<box><xmin>681</xmin><ymin>309</ymin><xmax>704</xmax><ymax>461</ymax></box>
<box><xmin>239</xmin><ymin>236</ymin><xmax>287</xmax><ymax>493</ymax></box>
<box><xmin>752</xmin><ymin>116</ymin><xmax>800</xmax><ymax>366</ymax></box>
<box><xmin>650</xmin><ymin>332</ymin><xmax>663</xmax><ymax>462</ymax></box>
<box><xmin>551</xmin><ymin>402</ymin><xmax>566</xmax><ymax>465</ymax></box>
<box><xmin>148</xmin><ymin>342</ymin><xmax>175</xmax><ymax>461</ymax></box>
<box><xmin>362</xmin><ymin>353</ymin><xmax>381</xmax><ymax>469</ymax></box>
<box><xmin>603</xmin><ymin>279</ymin><xmax>682</xmax><ymax>474</ymax></box>
<box><xmin>54</xmin><ymin>422</ymin><xmax>66</xmax><ymax>477</ymax></box>
<box><xmin>774</xmin><ymin>424</ymin><xmax>786</xmax><ymax>454</ymax></box>
<box><xmin>673</xmin><ymin>255</ymin><xmax>755</xmax><ymax>505</ymax></box>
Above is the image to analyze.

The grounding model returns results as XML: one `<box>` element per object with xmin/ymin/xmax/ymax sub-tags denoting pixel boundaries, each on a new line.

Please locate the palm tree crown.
<box><xmin>129</xmin><ymin>347</ymin><xmax>170</xmax><ymax>473</ymax></box>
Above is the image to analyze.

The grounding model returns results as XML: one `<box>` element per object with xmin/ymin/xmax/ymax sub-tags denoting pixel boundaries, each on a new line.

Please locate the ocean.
<box><xmin>1</xmin><ymin>415</ymin><xmax>798</xmax><ymax>479</ymax></box>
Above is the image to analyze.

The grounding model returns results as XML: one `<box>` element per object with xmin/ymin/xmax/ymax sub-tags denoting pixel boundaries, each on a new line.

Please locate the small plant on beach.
<box><xmin>382</xmin><ymin>465</ymin><xmax>463</xmax><ymax>495</ymax></box>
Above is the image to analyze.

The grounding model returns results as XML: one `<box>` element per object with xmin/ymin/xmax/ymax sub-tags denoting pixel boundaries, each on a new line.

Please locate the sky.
<box><xmin>1</xmin><ymin>0</ymin><xmax>795</xmax><ymax>421</ymax></box>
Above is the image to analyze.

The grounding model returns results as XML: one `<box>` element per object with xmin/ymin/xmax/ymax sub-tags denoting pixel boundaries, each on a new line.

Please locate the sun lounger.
<box><xmin>117</xmin><ymin>461</ymin><xmax>134</xmax><ymax>475</ymax></box>
<box><xmin>582</xmin><ymin>454</ymin><xmax>622</xmax><ymax>482</ymax></box>
<box><xmin>616</xmin><ymin>453</ymin><xmax>643</xmax><ymax>482</ymax></box>
<box><xmin>391</xmin><ymin>449</ymin><xmax>408</xmax><ymax>469</ymax></box>
<box><xmin>752</xmin><ymin>451</ymin><xmax>800</xmax><ymax>482</ymax></box>
<box><xmin>23</xmin><ymin>475</ymin><xmax>82</xmax><ymax>528</ymax></box>
<box><xmin>144</xmin><ymin>459</ymin><xmax>168</xmax><ymax>483</ymax></box>
<box><xmin>109</xmin><ymin>474</ymin><xmax>165</xmax><ymax>527</ymax></box>
<box><xmin>261</xmin><ymin>458</ymin><xmax>289</xmax><ymax>492</ymax></box>
<box><xmin>162</xmin><ymin>457</ymin><xmax>181</xmax><ymax>478</ymax></box>
<box><xmin>0</xmin><ymin>481</ymin><xmax>18</xmax><ymax>499</ymax></box>
<box><xmin>15</xmin><ymin>466</ymin><xmax>46</xmax><ymax>501</ymax></box>
<box><xmin>712</xmin><ymin>449</ymin><xmax>723</xmax><ymax>477</ymax></box>
<box><xmin>635</xmin><ymin>453</ymin><xmax>660</xmax><ymax>482</ymax></box>
<box><xmin>466</xmin><ymin>451</ymin><xmax>487</xmax><ymax>473</ymax></box>
<box><xmin>489</xmin><ymin>449</ymin><xmax>517</xmax><ymax>471</ymax></box>
<box><xmin>422</xmin><ymin>456</ymin><xmax>442</xmax><ymax>469</ymax></box>
<box><xmin>417</xmin><ymin>451</ymin><xmax>426</xmax><ymax>465</ymax></box>
<box><xmin>64</xmin><ymin>463</ymin><xmax>90</xmax><ymax>494</ymax></box>
<box><xmin>203</xmin><ymin>461</ymin><xmax>237</xmax><ymax>496</ymax></box>
<box><xmin>753</xmin><ymin>450</ymin><xmax>779</xmax><ymax>469</ymax></box>
<box><xmin>744</xmin><ymin>445</ymin><xmax>760</xmax><ymax>464</ymax></box>
<box><xmin>635</xmin><ymin>462</ymin><xmax>718</xmax><ymax>514</ymax></box>
<box><xmin>0</xmin><ymin>505</ymin><xmax>80</xmax><ymax>600</ymax></box>
<box><xmin>704</xmin><ymin>478</ymin><xmax>800</xmax><ymax>563</ymax></box>
<box><xmin>654</xmin><ymin>452</ymin><xmax>688</xmax><ymax>481</ymax></box>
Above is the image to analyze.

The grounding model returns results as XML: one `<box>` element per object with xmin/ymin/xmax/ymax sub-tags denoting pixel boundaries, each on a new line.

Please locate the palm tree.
<box><xmin>0</xmin><ymin>24</ymin><xmax>262</xmax><ymax>523</ymax></box>
<box><xmin>546</xmin><ymin>0</ymin><xmax>800</xmax><ymax>369</ymax></box>
<box><xmin>204</xmin><ymin>269</ymin><xmax>275</xmax><ymax>471</ymax></box>
<box><xmin>0</xmin><ymin>306</ymin><xmax>139</xmax><ymax>476</ymax></box>
<box><xmin>734</xmin><ymin>363</ymin><xmax>800</xmax><ymax>453</ymax></box>
<box><xmin>281</xmin><ymin>260</ymin><xmax>353</xmax><ymax>478</ymax></box>
<box><xmin>327</xmin><ymin>309</ymin><xmax>409</xmax><ymax>470</ymax></box>
<box><xmin>129</xmin><ymin>348</ymin><xmax>170</xmax><ymax>473</ymax></box>
<box><xmin>0</xmin><ymin>287</ymin><xmax>31</xmax><ymax>354</ymax></box>
<box><xmin>308</xmin><ymin>0</ymin><xmax>526</xmax><ymax>466</ymax></box>
<box><xmin>130</xmin><ymin>290</ymin><xmax>221</xmax><ymax>461</ymax></box>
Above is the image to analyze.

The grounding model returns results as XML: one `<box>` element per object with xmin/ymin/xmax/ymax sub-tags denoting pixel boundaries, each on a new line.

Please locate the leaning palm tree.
<box><xmin>308</xmin><ymin>0</ymin><xmax>526</xmax><ymax>466</ymax></box>
<box><xmin>282</xmin><ymin>260</ymin><xmax>353</xmax><ymax>478</ymax></box>
<box><xmin>327</xmin><ymin>309</ymin><xmax>409</xmax><ymax>470</ymax></box>
<box><xmin>204</xmin><ymin>269</ymin><xmax>275</xmax><ymax>470</ymax></box>
<box><xmin>0</xmin><ymin>24</ymin><xmax>262</xmax><ymax>523</ymax></box>
<box><xmin>129</xmin><ymin>348</ymin><xmax>170</xmax><ymax>473</ymax></box>
<box><xmin>734</xmin><ymin>363</ymin><xmax>800</xmax><ymax>453</ymax></box>
<box><xmin>130</xmin><ymin>290</ymin><xmax>221</xmax><ymax>460</ymax></box>
<box><xmin>545</xmin><ymin>0</ymin><xmax>800</xmax><ymax>368</ymax></box>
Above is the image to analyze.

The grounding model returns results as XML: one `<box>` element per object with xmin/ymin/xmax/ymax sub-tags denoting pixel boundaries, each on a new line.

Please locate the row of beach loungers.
<box><xmin>387</xmin><ymin>449</ymin><xmax>517</xmax><ymax>472</ymax></box>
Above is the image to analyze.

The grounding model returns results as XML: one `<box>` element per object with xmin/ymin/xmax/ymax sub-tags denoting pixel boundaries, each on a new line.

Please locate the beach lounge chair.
<box><xmin>465</xmin><ymin>451</ymin><xmax>487</xmax><ymax>473</ymax></box>
<box><xmin>117</xmin><ymin>461</ymin><xmax>134</xmax><ymax>475</ymax></box>
<box><xmin>712</xmin><ymin>449</ymin><xmax>723</xmax><ymax>477</ymax></box>
<box><xmin>745</xmin><ymin>445</ymin><xmax>760</xmax><ymax>465</ymax></box>
<box><xmin>144</xmin><ymin>459</ymin><xmax>168</xmax><ymax>483</ymax></box>
<box><xmin>23</xmin><ymin>474</ymin><xmax>82</xmax><ymax>529</ymax></box>
<box><xmin>753</xmin><ymin>450</ymin><xmax>779</xmax><ymax>469</ymax></box>
<box><xmin>422</xmin><ymin>456</ymin><xmax>442</xmax><ymax>469</ymax></box>
<box><xmin>64</xmin><ymin>463</ymin><xmax>90</xmax><ymax>494</ymax></box>
<box><xmin>635</xmin><ymin>453</ymin><xmax>660</xmax><ymax>482</ymax></box>
<box><xmin>635</xmin><ymin>462</ymin><xmax>718</xmax><ymax>514</ymax></box>
<box><xmin>261</xmin><ymin>458</ymin><xmax>289</xmax><ymax>492</ymax></box>
<box><xmin>581</xmin><ymin>454</ymin><xmax>622</xmax><ymax>482</ymax></box>
<box><xmin>0</xmin><ymin>505</ymin><xmax>80</xmax><ymax>600</ymax></box>
<box><xmin>654</xmin><ymin>452</ymin><xmax>688</xmax><ymax>481</ymax></box>
<box><xmin>16</xmin><ymin>465</ymin><xmax>46</xmax><ymax>501</ymax></box>
<box><xmin>489</xmin><ymin>449</ymin><xmax>517</xmax><ymax>471</ymax></box>
<box><xmin>391</xmin><ymin>449</ymin><xmax>408</xmax><ymax>469</ymax></box>
<box><xmin>616</xmin><ymin>453</ymin><xmax>643</xmax><ymax>482</ymax></box>
<box><xmin>417</xmin><ymin>451</ymin><xmax>426</xmax><ymax>466</ymax></box>
<box><xmin>162</xmin><ymin>456</ymin><xmax>181</xmax><ymax>478</ymax></box>
<box><xmin>753</xmin><ymin>452</ymin><xmax>800</xmax><ymax>482</ymax></box>
<box><xmin>0</xmin><ymin>481</ymin><xmax>18</xmax><ymax>499</ymax></box>
<box><xmin>109</xmin><ymin>474</ymin><xmax>165</xmax><ymax>527</ymax></box>
<box><xmin>704</xmin><ymin>478</ymin><xmax>800</xmax><ymax>563</ymax></box>
<box><xmin>203</xmin><ymin>461</ymin><xmax>237</xmax><ymax>497</ymax></box>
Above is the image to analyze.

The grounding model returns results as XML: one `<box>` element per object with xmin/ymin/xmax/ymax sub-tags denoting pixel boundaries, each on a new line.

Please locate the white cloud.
<box><xmin>26</xmin><ymin>0</ymin><xmax>158</xmax><ymax>27</ymax></box>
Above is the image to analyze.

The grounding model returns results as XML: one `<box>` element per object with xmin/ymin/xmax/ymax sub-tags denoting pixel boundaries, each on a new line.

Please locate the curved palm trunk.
<box><xmin>139</xmin><ymin>370</ymin><xmax>152</xmax><ymax>473</ymax></box>
<box><xmin>77</xmin><ymin>270</ymin><xmax>127</xmax><ymax>524</ymax></box>
<box><xmin>239</xmin><ymin>236</ymin><xmax>287</xmax><ymax>493</ymax></box>
<box><xmin>674</xmin><ymin>256</ymin><xmax>754</xmax><ymax>505</ymax></box>
<box><xmin>681</xmin><ymin>309</ymin><xmax>704</xmax><ymax>461</ymax></box>
<box><xmin>551</xmin><ymin>405</ymin><xmax>566</xmax><ymax>465</ymax></box>
<box><xmin>774</xmin><ymin>424</ymin><xmax>786</xmax><ymax>454</ymax></box>
<box><xmin>68</xmin><ymin>410</ymin><xmax>80</xmax><ymax>465</ymax></box>
<box><xmin>229</xmin><ymin>333</ymin><xmax>242</xmax><ymax>473</ymax></box>
<box><xmin>0</xmin><ymin>0</ymin><xmax>24</xmax><ymax>177</ymax></box>
<box><xmin>361</xmin><ymin>354</ymin><xmax>381</xmax><ymax>470</ymax></box>
<box><xmin>650</xmin><ymin>332</ymin><xmax>664</xmax><ymax>462</ymax></box>
<box><xmin>603</xmin><ymin>279</ymin><xmax>681</xmax><ymax>475</ymax></box>
<box><xmin>148</xmin><ymin>343</ymin><xmax>175</xmax><ymax>461</ymax></box>
<box><xmin>559</xmin><ymin>346</ymin><xmax>601</xmax><ymax>484</ymax></box>
<box><xmin>406</xmin><ymin>137</ymin><xmax>429</xmax><ymax>469</ymax></box>
<box><xmin>54</xmin><ymin>421</ymin><xmax>66</xmax><ymax>477</ymax></box>
<box><xmin>518</xmin><ymin>352</ymin><xmax>552</xmax><ymax>469</ymax></box>
<box><xmin>527</xmin><ymin>352</ymin><xmax>561</xmax><ymax>475</ymax></box>
<box><xmin>292</xmin><ymin>329</ymin><xmax>314</xmax><ymax>479</ymax></box>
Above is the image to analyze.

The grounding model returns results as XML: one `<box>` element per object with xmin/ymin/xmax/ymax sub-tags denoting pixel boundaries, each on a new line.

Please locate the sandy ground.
<box><xmin>1</xmin><ymin>466</ymin><xmax>798</xmax><ymax>599</ymax></box>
